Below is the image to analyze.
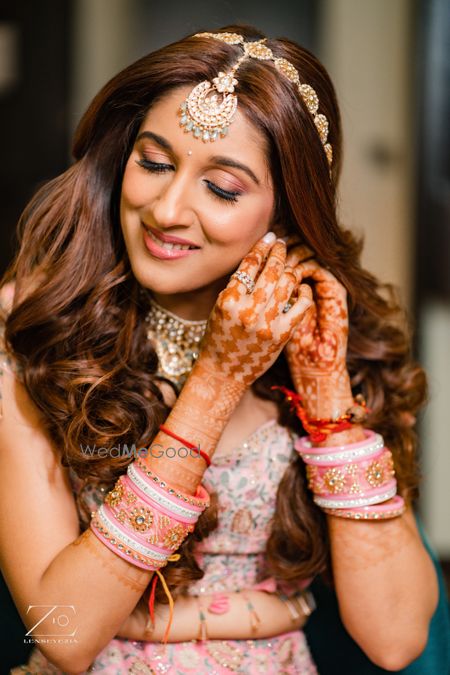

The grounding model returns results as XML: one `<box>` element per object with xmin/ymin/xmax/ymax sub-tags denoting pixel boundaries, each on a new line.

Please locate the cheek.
<box><xmin>120</xmin><ymin>162</ymin><xmax>152</xmax><ymax>209</ymax></box>
<box><xmin>202</xmin><ymin>195</ymin><xmax>274</xmax><ymax>246</ymax></box>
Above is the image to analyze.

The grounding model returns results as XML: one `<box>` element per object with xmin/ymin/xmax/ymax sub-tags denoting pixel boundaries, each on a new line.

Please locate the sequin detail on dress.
<box><xmin>13</xmin><ymin>421</ymin><xmax>318</xmax><ymax>673</ymax></box>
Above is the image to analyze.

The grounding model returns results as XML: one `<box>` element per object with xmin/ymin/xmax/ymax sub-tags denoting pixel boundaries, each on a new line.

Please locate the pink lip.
<box><xmin>143</xmin><ymin>223</ymin><xmax>199</xmax><ymax>247</ymax></box>
<box><xmin>142</xmin><ymin>226</ymin><xmax>200</xmax><ymax>260</ymax></box>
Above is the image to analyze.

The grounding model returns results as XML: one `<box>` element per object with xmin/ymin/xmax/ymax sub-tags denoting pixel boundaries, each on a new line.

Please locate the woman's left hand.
<box><xmin>284</xmin><ymin>252</ymin><xmax>353</xmax><ymax>420</ymax></box>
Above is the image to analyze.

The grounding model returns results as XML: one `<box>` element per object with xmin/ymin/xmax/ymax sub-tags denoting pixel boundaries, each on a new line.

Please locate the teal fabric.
<box><xmin>303</xmin><ymin>518</ymin><xmax>450</xmax><ymax>674</ymax></box>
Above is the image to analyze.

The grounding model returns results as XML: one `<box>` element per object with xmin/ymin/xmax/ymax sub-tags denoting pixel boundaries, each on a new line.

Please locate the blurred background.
<box><xmin>0</xmin><ymin>0</ymin><xmax>449</xmax><ymax>671</ymax></box>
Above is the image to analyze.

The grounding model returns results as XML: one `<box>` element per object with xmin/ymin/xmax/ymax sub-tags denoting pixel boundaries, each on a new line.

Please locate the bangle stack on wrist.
<box><xmin>295</xmin><ymin>430</ymin><xmax>406</xmax><ymax>520</ymax></box>
<box><xmin>90</xmin><ymin>458</ymin><xmax>210</xmax><ymax>643</ymax></box>
<box><xmin>90</xmin><ymin>463</ymin><xmax>209</xmax><ymax>570</ymax></box>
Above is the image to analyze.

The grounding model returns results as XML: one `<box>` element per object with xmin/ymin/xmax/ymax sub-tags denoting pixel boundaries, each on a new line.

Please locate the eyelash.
<box><xmin>135</xmin><ymin>158</ymin><xmax>242</xmax><ymax>204</ymax></box>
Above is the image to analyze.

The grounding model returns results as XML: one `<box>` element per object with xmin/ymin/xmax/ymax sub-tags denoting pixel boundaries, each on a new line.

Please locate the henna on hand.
<box><xmin>284</xmin><ymin>260</ymin><xmax>364</xmax><ymax>444</ymax></box>
<box><xmin>197</xmin><ymin>237</ymin><xmax>313</xmax><ymax>386</ymax></box>
<box><xmin>163</xmin><ymin>235</ymin><xmax>314</xmax><ymax>459</ymax></box>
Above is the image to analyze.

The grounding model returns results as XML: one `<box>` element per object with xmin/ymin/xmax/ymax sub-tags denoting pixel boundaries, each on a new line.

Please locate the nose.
<box><xmin>147</xmin><ymin>172</ymin><xmax>195</xmax><ymax>230</ymax></box>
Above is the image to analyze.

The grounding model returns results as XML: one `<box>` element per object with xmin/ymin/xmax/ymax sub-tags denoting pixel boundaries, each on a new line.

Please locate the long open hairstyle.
<box><xmin>2</xmin><ymin>25</ymin><xmax>426</xmax><ymax>598</ymax></box>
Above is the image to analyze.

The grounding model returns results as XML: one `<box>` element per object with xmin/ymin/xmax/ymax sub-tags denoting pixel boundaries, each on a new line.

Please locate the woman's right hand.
<box><xmin>160</xmin><ymin>232</ymin><xmax>313</xmax><ymax>463</ymax></box>
<box><xmin>195</xmin><ymin>232</ymin><xmax>313</xmax><ymax>388</ymax></box>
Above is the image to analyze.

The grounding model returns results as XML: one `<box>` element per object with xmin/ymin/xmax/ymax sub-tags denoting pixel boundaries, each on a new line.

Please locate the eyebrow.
<box><xmin>135</xmin><ymin>131</ymin><xmax>261</xmax><ymax>185</ymax></box>
<box><xmin>209</xmin><ymin>156</ymin><xmax>260</xmax><ymax>185</ymax></box>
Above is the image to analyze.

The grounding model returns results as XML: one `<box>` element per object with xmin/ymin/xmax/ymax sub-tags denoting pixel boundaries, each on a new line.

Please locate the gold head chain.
<box><xmin>178</xmin><ymin>31</ymin><xmax>332</xmax><ymax>166</ymax></box>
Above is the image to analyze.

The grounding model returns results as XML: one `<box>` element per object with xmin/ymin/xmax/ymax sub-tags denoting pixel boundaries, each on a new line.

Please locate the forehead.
<box><xmin>138</xmin><ymin>86</ymin><xmax>270</xmax><ymax>170</ymax></box>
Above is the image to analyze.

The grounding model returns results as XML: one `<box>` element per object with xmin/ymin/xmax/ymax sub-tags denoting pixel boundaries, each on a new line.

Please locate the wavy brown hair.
<box><xmin>1</xmin><ymin>25</ymin><xmax>426</xmax><ymax>598</ymax></box>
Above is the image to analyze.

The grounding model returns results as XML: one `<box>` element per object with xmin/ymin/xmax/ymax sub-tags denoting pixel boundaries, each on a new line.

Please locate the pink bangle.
<box><xmin>133</xmin><ymin>463</ymin><xmax>209</xmax><ymax>513</ymax></box>
<box><xmin>90</xmin><ymin>507</ymin><xmax>169</xmax><ymax>570</ymax></box>
<box><xmin>302</xmin><ymin>443</ymin><xmax>385</xmax><ymax>468</ymax></box>
<box><xmin>125</xmin><ymin>471</ymin><xmax>199</xmax><ymax>524</ymax></box>
<box><xmin>89</xmin><ymin>459</ymin><xmax>210</xmax><ymax>572</ymax></box>
<box><xmin>101</xmin><ymin>503</ymin><xmax>173</xmax><ymax>557</ymax></box>
<box><xmin>128</xmin><ymin>465</ymin><xmax>209</xmax><ymax>521</ymax></box>
<box><xmin>135</xmin><ymin>459</ymin><xmax>208</xmax><ymax>508</ymax></box>
<box><xmin>323</xmin><ymin>495</ymin><xmax>406</xmax><ymax>520</ymax></box>
<box><xmin>297</xmin><ymin>434</ymin><xmax>384</xmax><ymax>466</ymax></box>
<box><xmin>104</xmin><ymin>480</ymin><xmax>194</xmax><ymax>551</ymax></box>
<box><xmin>313</xmin><ymin>480</ymin><xmax>397</xmax><ymax>509</ymax></box>
<box><xmin>295</xmin><ymin>430</ymin><xmax>384</xmax><ymax>462</ymax></box>
<box><xmin>306</xmin><ymin>448</ymin><xmax>394</xmax><ymax>496</ymax></box>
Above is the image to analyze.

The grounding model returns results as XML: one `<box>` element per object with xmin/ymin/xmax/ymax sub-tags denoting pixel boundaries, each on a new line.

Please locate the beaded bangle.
<box><xmin>91</xmin><ymin>506</ymin><xmax>169</xmax><ymax>570</ymax></box>
<box><xmin>313</xmin><ymin>481</ymin><xmax>397</xmax><ymax>509</ymax></box>
<box><xmin>133</xmin><ymin>463</ymin><xmax>209</xmax><ymax>512</ymax></box>
<box><xmin>135</xmin><ymin>459</ymin><xmax>209</xmax><ymax>507</ymax></box>
<box><xmin>323</xmin><ymin>495</ymin><xmax>406</xmax><ymax>520</ymax></box>
<box><xmin>295</xmin><ymin>430</ymin><xmax>384</xmax><ymax>465</ymax></box>
<box><xmin>90</xmin><ymin>462</ymin><xmax>209</xmax><ymax>571</ymax></box>
<box><xmin>128</xmin><ymin>463</ymin><xmax>209</xmax><ymax>522</ymax></box>
<box><xmin>89</xmin><ymin>457</ymin><xmax>211</xmax><ymax>645</ymax></box>
<box><xmin>98</xmin><ymin>504</ymin><xmax>170</xmax><ymax>560</ymax></box>
<box><xmin>103</xmin><ymin>477</ymin><xmax>194</xmax><ymax>551</ymax></box>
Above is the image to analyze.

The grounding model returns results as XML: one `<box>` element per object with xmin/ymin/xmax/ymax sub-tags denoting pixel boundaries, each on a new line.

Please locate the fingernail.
<box><xmin>276</xmin><ymin>238</ymin><xmax>287</xmax><ymax>245</ymax></box>
<box><xmin>262</xmin><ymin>231</ymin><xmax>276</xmax><ymax>244</ymax></box>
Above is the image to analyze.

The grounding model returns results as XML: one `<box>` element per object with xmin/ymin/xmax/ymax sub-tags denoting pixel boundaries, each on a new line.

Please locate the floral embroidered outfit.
<box><xmin>1</xmin><ymin>284</ymin><xmax>318</xmax><ymax>674</ymax></box>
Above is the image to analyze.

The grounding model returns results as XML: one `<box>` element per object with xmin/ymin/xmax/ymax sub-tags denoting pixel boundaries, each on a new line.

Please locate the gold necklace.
<box><xmin>144</xmin><ymin>297</ymin><xmax>208</xmax><ymax>388</ymax></box>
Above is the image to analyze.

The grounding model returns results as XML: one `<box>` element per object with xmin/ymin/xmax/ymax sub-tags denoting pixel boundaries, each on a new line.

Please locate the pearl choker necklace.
<box><xmin>144</xmin><ymin>297</ymin><xmax>208</xmax><ymax>388</ymax></box>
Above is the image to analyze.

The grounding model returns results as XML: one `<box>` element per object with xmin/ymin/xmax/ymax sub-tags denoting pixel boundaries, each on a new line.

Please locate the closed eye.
<box><xmin>203</xmin><ymin>180</ymin><xmax>241</xmax><ymax>204</ymax></box>
<box><xmin>136</xmin><ymin>158</ymin><xmax>173</xmax><ymax>173</ymax></box>
<box><xmin>135</xmin><ymin>159</ymin><xmax>242</xmax><ymax>204</ymax></box>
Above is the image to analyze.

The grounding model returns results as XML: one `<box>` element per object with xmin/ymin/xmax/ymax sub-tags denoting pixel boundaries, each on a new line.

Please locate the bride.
<box><xmin>1</xmin><ymin>25</ymin><xmax>437</xmax><ymax>674</ymax></box>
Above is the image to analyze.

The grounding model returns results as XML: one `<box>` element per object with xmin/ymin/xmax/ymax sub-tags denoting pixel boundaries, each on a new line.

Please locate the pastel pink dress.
<box><xmin>1</xmin><ymin>285</ymin><xmax>318</xmax><ymax>674</ymax></box>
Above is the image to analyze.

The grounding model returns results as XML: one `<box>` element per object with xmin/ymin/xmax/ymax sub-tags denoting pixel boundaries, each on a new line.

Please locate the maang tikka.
<box><xmin>179</xmin><ymin>31</ymin><xmax>332</xmax><ymax>166</ymax></box>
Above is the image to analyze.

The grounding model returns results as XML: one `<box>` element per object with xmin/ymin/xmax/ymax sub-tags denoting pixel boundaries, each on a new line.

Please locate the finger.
<box><xmin>285</xmin><ymin>245</ymin><xmax>315</xmax><ymax>268</ymax></box>
<box><xmin>283</xmin><ymin>283</ymin><xmax>315</xmax><ymax>329</ymax></box>
<box><xmin>294</xmin><ymin>259</ymin><xmax>341</xmax><ymax>287</ymax></box>
<box><xmin>260</xmin><ymin>263</ymin><xmax>300</xmax><ymax>322</ymax></box>
<box><xmin>229</xmin><ymin>232</ymin><xmax>277</xmax><ymax>290</ymax></box>
<box><xmin>251</xmin><ymin>240</ymin><xmax>287</xmax><ymax>301</ymax></box>
<box><xmin>284</xmin><ymin>294</ymin><xmax>317</xmax><ymax>355</ymax></box>
<box><xmin>282</xmin><ymin>233</ymin><xmax>303</xmax><ymax>249</ymax></box>
<box><xmin>294</xmin><ymin>260</ymin><xmax>347</xmax><ymax>325</ymax></box>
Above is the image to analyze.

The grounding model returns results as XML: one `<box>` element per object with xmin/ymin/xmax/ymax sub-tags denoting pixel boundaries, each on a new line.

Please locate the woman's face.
<box><xmin>120</xmin><ymin>86</ymin><xmax>275</xmax><ymax>301</ymax></box>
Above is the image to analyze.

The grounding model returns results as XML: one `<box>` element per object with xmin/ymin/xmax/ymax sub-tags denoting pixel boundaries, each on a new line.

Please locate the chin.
<box><xmin>131</xmin><ymin>267</ymin><xmax>203</xmax><ymax>296</ymax></box>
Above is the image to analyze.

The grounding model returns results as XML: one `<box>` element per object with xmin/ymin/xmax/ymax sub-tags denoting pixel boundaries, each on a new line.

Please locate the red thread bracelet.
<box><xmin>272</xmin><ymin>386</ymin><xmax>368</xmax><ymax>443</ymax></box>
<box><xmin>159</xmin><ymin>425</ymin><xmax>211</xmax><ymax>467</ymax></box>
